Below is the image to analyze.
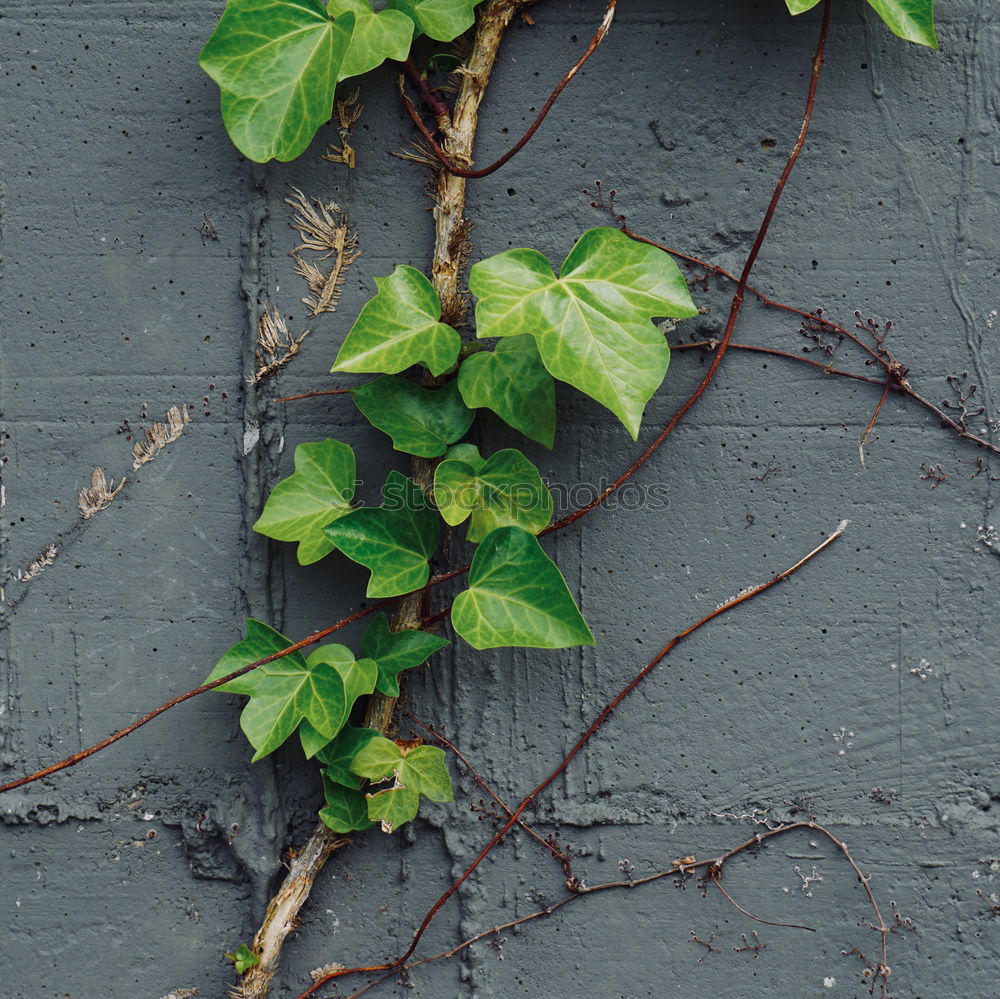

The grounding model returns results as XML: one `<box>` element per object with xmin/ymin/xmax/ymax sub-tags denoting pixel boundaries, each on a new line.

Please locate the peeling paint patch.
<box><xmin>243</xmin><ymin>420</ymin><xmax>260</xmax><ymax>456</ymax></box>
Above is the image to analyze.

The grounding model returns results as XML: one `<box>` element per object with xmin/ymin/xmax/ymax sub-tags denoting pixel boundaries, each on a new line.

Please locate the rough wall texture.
<box><xmin>1</xmin><ymin>1</ymin><xmax>998</xmax><ymax>996</ymax></box>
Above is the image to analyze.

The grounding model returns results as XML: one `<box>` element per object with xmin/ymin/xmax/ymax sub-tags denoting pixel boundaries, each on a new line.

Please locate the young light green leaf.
<box><xmin>360</xmin><ymin>613</ymin><xmax>449</xmax><ymax>697</ymax></box>
<box><xmin>200</xmin><ymin>0</ymin><xmax>355</xmax><ymax>162</ymax></box>
<box><xmin>328</xmin><ymin>0</ymin><xmax>415</xmax><ymax>80</ymax></box>
<box><xmin>204</xmin><ymin>618</ymin><xmax>303</xmax><ymax>696</ymax></box>
<box><xmin>441</xmin><ymin>442</ymin><xmax>487</xmax><ymax>471</ymax></box>
<box><xmin>451</xmin><ymin>527</ymin><xmax>594</xmax><ymax>650</ymax></box>
<box><xmin>333</xmin><ymin>265</ymin><xmax>461</xmax><ymax>377</ymax></box>
<box><xmin>324</xmin><ymin>470</ymin><xmax>440</xmax><ymax>597</ymax></box>
<box><xmin>316</xmin><ymin>724</ymin><xmax>382</xmax><ymax>788</ymax></box>
<box><xmin>470</xmin><ymin>227</ymin><xmax>697</xmax><ymax>439</ymax></box>
<box><xmin>226</xmin><ymin>943</ymin><xmax>260</xmax><ymax>974</ymax></box>
<box><xmin>399</xmin><ymin>745</ymin><xmax>454</xmax><ymax>802</ymax></box>
<box><xmin>457</xmin><ymin>336</ymin><xmax>556</xmax><ymax>448</ymax></box>
<box><xmin>365</xmin><ymin>785</ymin><xmax>420</xmax><ymax>832</ymax></box>
<box><xmin>351</xmin><ymin>737</ymin><xmax>453</xmax><ymax>831</ymax></box>
<box><xmin>352</xmin><ymin>738</ymin><xmax>453</xmax><ymax>799</ymax></box>
<box><xmin>785</xmin><ymin>0</ymin><xmax>821</xmax><ymax>13</ymax></box>
<box><xmin>351</xmin><ymin>377</ymin><xmax>474</xmax><ymax>458</ymax></box>
<box><xmin>236</xmin><ymin>645</ymin><xmax>376</xmax><ymax>761</ymax></box>
<box><xmin>253</xmin><ymin>439</ymin><xmax>356</xmax><ymax>565</ymax></box>
<box><xmin>865</xmin><ymin>0</ymin><xmax>937</xmax><ymax>47</ymax></box>
<box><xmin>386</xmin><ymin>0</ymin><xmax>480</xmax><ymax>41</ymax></box>
<box><xmin>434</xmin><ymin>447</ymin><xmax>553</xmax><ymax>543</ymax></box>
<box><xmin>320</xmin><ymin>778</ymin><xmax>376</xmax><ymax>832</ymax></box>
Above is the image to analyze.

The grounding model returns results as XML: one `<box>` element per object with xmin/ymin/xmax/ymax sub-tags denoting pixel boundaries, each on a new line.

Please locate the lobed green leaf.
<box><xmin>253</xmin><ymin>439</ymin><xmax>356</xmax><ymax>565</ymax></box>
<box><xmin>333</xmin><ymin>265</ymin><xmax>461</xmax><ymax>377</ymax></box>
<box><xmin>387</xmin><ymin>0</ymin><xmax>480</xmax><ymax>41</ymax></box>
<box><xmin>865</xmin><ymin>0</ymin><xmax>937</xmax><ymax>47</ymax></box>
<box><xmin>237</xmin><ymin>645</ymin><xmax>377</xmax><ymax>761</ymax></box>
<box><xmin>360</xmin><ymin>613</ymin><xmax>449</xmax><ymax>696</ymax></box>
<box><xmin>457</xmin><ymin>336</ymin><xmax>556</xmax><ymax>448</ymax></box>
<box><xmin>785</xmin><ymin>0</ymin><xmax>937</xmax><ymax>47</ymax></box>
<box><xmin>320</xmin><ymin>778</ymin><xmax>376</xmax><ymax>832</ymax></box>
<box><xmin>470</xmin><ymin>227</ymin><xmax>698</xmax><ymax>439</ymax></box>
<box><xmin>351</xmin><ymin>736</ymin><xmax>453</xmax><ymax>831</ymax></box>
<box><xmin>324</xmin><ymin>470</ymin><xmax>440</xmax><ymax>597</ymax></box>
<box><xmin>434</xmin><ymin>445</ymin><xmax>553</xmax><ymax>543</ymax></box>
<box><xmin>451</xmin><ymin>527</ymin><xmax>594</xmax><ymax>650</ymax></box>
<box><xmin>205</xmin><ymin>618</ymin><xmax>305</xmax><ymax>696</ymax></box>
<box><xmin>328</xmin><ymin>0</ymin><xmax>415</xmax><ymax>80</ymax></box>
<box><xmin>351</xmin><ymin>377</ymin><xmax>474</xmax><ymax>458</ymax></box>
<box><xmin>200</xmin><ymin>0</ymin><xmax>355</xmax><ymax>162</ymax></box>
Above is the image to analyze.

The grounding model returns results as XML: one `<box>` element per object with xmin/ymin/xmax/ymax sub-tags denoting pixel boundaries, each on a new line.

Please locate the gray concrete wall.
<box><xmin>2</xmin><ymin>1</ymin><xmax>998</xmax><ymax>996</ymax></box>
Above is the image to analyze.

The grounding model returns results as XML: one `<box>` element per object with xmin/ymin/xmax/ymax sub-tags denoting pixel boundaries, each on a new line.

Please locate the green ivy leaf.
<box><xmin>253</xmin><ymin>439</ymin><xmax>356</xmax><ymax>565</ymax></box>
<box><xmin>785</xmin><ymin>0</ymin><xmax>936</xmax><ymax>46</ymax></box>
<box><xmin>205</xmin><ymin>619</ymin><xmax>303</xmax><ymax>696</ymax></box>
<box><xmin>226</xmin><ymin>943</ymin><xmax>261</xmax><ymax>974</ymax></box>
<box><xmin>365</xmin><ymin>785</ymin><xmax>420</xmax><ymax>832</ymax></box>
<box><xmin>199</xmin><ymin>0</ymin><xmax>355</xmax><ymax>162</ymax></box>
<box><xmin>351</xmin><ymin>737</ymin><xmax>453</xmax><ymax>832</ymax></box>
<box><xmin>434</xmin><ymin>446</ymin><xmax>553</xmax><ymax>543</ymax></box>
<box><xmin>316</xmin><ymin>724</ymin><xmax>382</xmax><ymax>787</ymax></box>
<box><xmin>451</xmin><ymin>527</ymin><xmax>594</xmax><ymax>650</ymax></box>
<box><xmin>328</xmin><ymin>0</ymin><xmax>415</xmax><ymax>80</ymax></box>
<box><xmin>351</xmin><ymin>377</ymin><xmax>474</xmax><ymax>458</ymax></box>
<box><xmin>295</xmin><ymin>649</ymin><xmax>377</xmax><ymax>758</ymax></box>
<box><xmin>360</xmin><ymin>613</ymin><xmax>449</xmax><ymax>696</ymax></box>
<box><xmin>386</xmin><ymin>0</ymin><xmax>480</xmax><ymax>41</ymax></box>
<box><xmin>457</xmin><ymin>336</ymin><xmax>556</xmax><ymax>448</ymax></box>
<box><xmin>324</xmin><ymin>470</ymin><xmax>440</xmax><ymax>597</ymax></box>
<box><xmin>470</xmin><ymin>227</ymin><xmax>698</xmax><ymax>439</ymax></box>
<box><xmin>237</xmin><ymin>644</ymin><xmax>376</xmax><ymax>761</ymax></box>
<box><xmin>320</xmin><ymin>778</ymin><xmax>376</xmax><ymax>832</ymax></box>
<box><xmin>865</xmin><ymin>0</ymin><xmax>937</xmax><ymax>47</ymax></box>
<box><xmin>333</xmin><ymin>265</ymin><xmax>461</xmax><ymax>377</ymax></box>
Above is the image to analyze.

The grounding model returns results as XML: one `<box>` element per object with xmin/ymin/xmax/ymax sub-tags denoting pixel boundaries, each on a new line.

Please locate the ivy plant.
<box><xmin>197</xmin><ymin>0</ymin><xmax>938</xmax><ymax>873</ymax></box>
<box><xmin>200</xmin><ymin>0</ymin><xmax>936</xmax><ymax>164</ymax></box>
<box><xmin>206</xmin><ymin>224</ymin><xmax>693</xmax><ymax>832</ymax></box>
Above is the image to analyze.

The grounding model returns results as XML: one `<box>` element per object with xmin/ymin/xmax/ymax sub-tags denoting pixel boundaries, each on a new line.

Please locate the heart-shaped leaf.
<box><xmin>451</xmin><ymin>527</ymin><xmax>594</xmax><ymax>650</ymax></box>
<box><xmin>470</xmin><ymin>227</ymin><xmax>698</xmax><ymax>439</ymax></box>
<box><xmin>457</xmin><ymin>336</ymin><xmax>556</xmax><ymax>448</ymax></box>
<box><xmin>324</xmin><ymin>470</ymin><xmax>440</xmax><ymax>597</ymax></box>
<box><xmin>236</xmin><ymin>644</ymin><xmax>377</xmax><ymax>761</ymax></box>
<box><xmin>320</xmin><ymin>778</ymin><xmax>376</xmax><ymax>832</ymax></box>
<box><xmin>785</xmin><ymin>0</ymin><xmax>936</xmax><ymax>46</ymax></box>
<box><xmin>864</xmin><ymin>0</ymin><xmax>937</xmax><ymax>47</ymax></box>
<box><xmin>253</xmin><ymin>439</ymin><xmax>356</xmax><ymax>565</ymax></box>
<box><xmin>434</xmin><ymin>446</ymin><xmax>553</xmax><ymax>543</ymax></box>
<box><xmin>333</xmin><ymin>265</ymin><xmax>461</xmax><ymax>377</ymax></box>
<box><xmin>200</xmin><ymin>0</ymin><xmax>356</xmax><ymax>162</ymax></box>
<box><xmin>328</xmin><ymin>0</ymin><xmax>415</xmax><ymax>80</ymax></box>
<box><xmin>387</xmin><ymin>0</ymin><xmax>480</xmax><ymax>41</ymax></box>
<box><xmin>351</xmin><ymin>377</ymin><xmax>474</xmax><ymax>458</ymax></box>
<box><xmin>205</xmin><ymin>619</ymin><xmax>303</xmax><ymax>696</ymax></box>
<box><xmin>360</xmin><ymin>613</ymin><xmax>449</xmax><ymax>696</ymax></box>
<box><xmin>295</xmin><ymin>649</ymin><xmax>378</xmax><ymax>759</ymax></box>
